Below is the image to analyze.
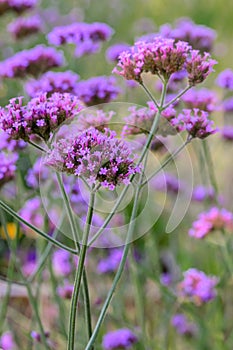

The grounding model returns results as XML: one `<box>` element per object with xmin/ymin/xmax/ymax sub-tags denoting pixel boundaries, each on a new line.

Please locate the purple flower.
<box><xmin>163</xmin><ymin>17</ymin><xmax>216</xmax><ymax>52</ymax></box>
<box><xmin>177</xmin><ymin>268</ymin><xmax>219</xmax><ymax>305</ymax></box>
<box><xmin>182</xmin><ymin>88</ymin><xmax>217</xmax><ymax>113</ymax></box>
<box><xmin>26</xmin><ymin>157</ymin><xmax>50</xmax><ymax>189</ymax></box>
<box><xmin>113</xmin><ymin>37</ymin><xmax>190</xmax><ymax>83</ymax></box>
<box><xmin>19</xmin><ymin>197</ymin><xmax>44</xmax><ymax>235</ymax></box>
<box><xmin>102</xmin><ymin>328</ymin><xmax>138</xmax><ymax>350</ymax></box>
<box><xmin>171</xmin><ymin>313</ymin><xmax>198</xmax><ymax>337</ymax></box>
<box><xmin>171</xmin><ymin>108</ymin><xmax>217</xmax><ymax>139</ymax></box>
<box><xmin>151</xmin><ymin>172</ymin><xmax>182</xmax><ymax>194</ymax></box>
<box><xmin>0</xmin><ymin>152</ymin><xmax>18</xmax><ymax>188</ymax></box>
<box><xmin>57</xmin><ymin>282</ymin><xmax>74</xmax><ymax>299</ymax></box>
<box><xmin>222</xmin><ymin>126</ymin><xmax>233</xmax><ymax>141</ymax></box>
<box><xmin>52</xmin><ymin>250</ymin><xmax>72</xmax><ymax>277</ymax></box>
<box><xmin>46</xmin><ymin>127</ymin><xmax>140</xmax><ymax>190</ymax></box>
<box><xmin>186</xmin><ymin>50</ymin><xmax>217</xmax><ymax>86</ymax></box>
<box><xmin>0</xmin><ymin>93</ymin><xmax>83</xmax><ymax>141</ymax></box>
<box><xmin>31</xmin><ymin>331</ymin><xmax>50</xmax><ymax>343</ymax></box>
<box><xmin>97</xmin><ymin>248</ymin><xmax>123</xmax><ymax>274</ymax></box>
<box><xmin>106</xmin><ymin>43</ymin><xmax>131</xmax><ymax>62</ymax></box>
<box><xmin>7</xmin><ymin>15</ymin><xmax>43</xmax><ymax>40</ymax></box>
<box><xmin>76</xmin><ymin>76</ymin><xmax>120</xmax><ymax>106</ymax></box>
<box><xmin>77</xmin><ymin>110</ymin><xmax>114</xmax><ymax>132</ymax></box>
<box><xmin>222</xmin><ymin>97</ymin><xmax>233</xmax><ymax>113</ymax></box>
<box><xmin>47</xmin><ymin>22</ymin><xmax>114</xmax><ymax>57</ymax></box>
<box><xmin>192</xmin><ymin>185</ymin><xmax>215</xmax><ymax>202</ymax></box>
<box><xmin>189</xmin><ymin>207</ymin><xmax>233</xmax><ymax>239</ymax></box>
<box><xmin>0</xmin><ymin>129</ymin><xmax>26</xmax><ymax>151</ymax></box>
<box><xmin>215</xmin><ymin>69</ymin><xmax>233</xmax><ymax>90</ymax></box>
<box><xmin>25</xmin><ymin>70</ymin><xmax>80</xmax><ymax>97</ymax></box>
<box><xmin>0</xmin><ymin>331</ymin><xmax>17</xmax><ymax>350</ymax></box>
<box><xmin>0</xmin><ymin>0</ymin><xmax>37</xmax><ymax>15</ymax></box>
<box><xmin>0</xmin><ymin>45</ymin><xmax>64</xmax><ymax>79</ymax></box>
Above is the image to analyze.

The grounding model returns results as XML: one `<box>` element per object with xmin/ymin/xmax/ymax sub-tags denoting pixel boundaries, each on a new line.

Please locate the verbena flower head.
<box><xmin>76</xmin><ymin>76</ymin><xmax>120</xmax><ymax>106</ymax></box>
<box><xmin>47</xmin><ymin>22</ymin><xmax>114</xmax><ymax>57</ymax></box>
<box><xmin>7</xmin><ymin>15</ymin><xmax>42</xmax><ymax>40</ymax></box>
<box><xmin>182</xmin><ymin>88</ymin><xmax>217</xmax><ymax>113</ymax></box>
<box><xmin>102</xmin><ymin>328</ymin><xmax>138</xmax><ymax>350</ymax></box>
<box><xmin>122</xmin><ymin>102</ymin><xmax>176</xmax><ymax>136</ymax></box>
<box><xmin>25</xmin><ymin>70</ymin><xmax>80</xmax><ymax>97</ymax></box>
<box><xmin>192</xmin><ymin>185</ymin><xmax>215</xmax><ymax>202</ymax></box>
<box><xmin>186</xmin><ymin>50</ymin><xmax>217</xmax><ymax>86</ymax></box>
<box><xmin>0</xmin><ymin>129</ymin><xmax>26</xmax><ymax>151</ymax></box>
<box><xmin>222</xmin><ymin>97</ymin><xmax>233</xmax><ymax>113</ymax></box>
<box><xmin>0</xmin><ymin>0</ymin><xmax>37</xmax><ymax>15</ymax></box>
<box><xmin>0</xmin><ymin>45</ymin><xmax>64</xmax><ymax>79</ymax></box>
<box><xmin>171</xmin><ymin>313</ymin><xmax>198</xmax><ymax>337</ymax></box>
<box><xmin>222</xmin><ymin>126</ymin><xmax>233</xmax><ymax>141</ymax></box>
<box><xmin>177</xmin><ymin>268</ymin><xmax>219</xmax><ymax>305</ymax></box>
<box><xmin>113</xmin><ymin>37</ymin><xmax>191</xmax><ymax>83</ymax></box>
<box><xmin>0</xmin><ymin>93</ymin><xmax>83</xmax><ymax>142</ymax></box>
<box><xmin>189</xmin><ymin>207</ymin><xmax>233</xmax><ymax>239</ymax></box>
<box><xmin>97</xmin><ymin>248</ymin><xmax>123</xmax><ymax>274</ymax></box>
<box><xmin>162</xmin><ymin>18</ymin><xmax>216</xmax><ymax>52</ymax></box>
<box><xmin>46</xmin><ymin>127</ymin><xmax>140</xmax><ymax>190</ymax></box>
<box><xmin>171</xmin><ymin>108</ymin><xmax>217</xmax><ymax>139</ymax></box>
<box><xmin>215</xmin><ymin>69</ymin><xmax>233</xmax><ymax>90</ymax></box>
<box><xmin>106</xmin><ymin>43</ymin><xmax>131</xmax><ymax>62</ymax></box>
<box><xmin>0</xmin><ymin>331</ymin><xmax>17</xmax><ymax>350</ymax></box>
<box><xmin>0</xmin><ymin>152</ymin><xmax>18</xmax><ymax>188</ymax></box>
<box><xmin>78</xmin><ymin>110</ymin><xmax>114</xmax><ymax>132</ymax></box>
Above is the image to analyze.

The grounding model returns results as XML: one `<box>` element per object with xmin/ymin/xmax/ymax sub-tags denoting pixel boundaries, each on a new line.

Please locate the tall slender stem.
<box><xmin>56</xmin><ymin>173</ymin><xmax>93</xmax><ymax>343</ymax></box>
<box><xmin>140</xmin><ymin>82</ymin><xmax>160</xmax><ymax>109</ymax></box>
<box><xmin>67</xmin><ymin>190</ymin><xmax>95</xmax><ymax>350</ymax></box>
<box><xmin>161</xmin><ymin>85</ymin><xmax>191</xmax><ymax>110</ymax></box>
<box><xmin>202</xmin><ymin>139</ymin><xmax>219</xmax><ymax>202</ymax></box>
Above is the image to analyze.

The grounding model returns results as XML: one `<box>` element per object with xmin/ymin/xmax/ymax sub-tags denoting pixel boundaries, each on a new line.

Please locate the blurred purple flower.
<box><xmin>0</xmin><ymin>0</ymin><xmax>37</xmax><ymax>15</ymax></box>
<box><xmin>102</xmin><ymin>328</ymin><xmax>138</xmax><ymax>350</ymax></box>
<box><xmin>52</xmin><ymin>250</ymin><xmax>72</xmax><ymax>277</ymax></box>
<box><xmin>151</xmin><ymin>172</ymin><xmax>182</xmax><ymax>194</ymax></box>
<box><xmin>0</xmin><ymin>152</ymin><xmax>18</xmax><ymax>188</ymax></box>
<box><xmin>106</xmin><ymin>43</ymin><xmax>130</xmax><ymax>62</ymax></box>
<box><xmin>192</xmin><ymin>185</ymin><xmax>215</xmax><ymax>202</ymax></box>
<box><xmin>0</xmin><ymin>45</ymin><xmax>64</xmax><ymax>79</ymax></box>
<box><xmin>0</xmin><ymin>331</ymin><xmax>17</xmax><ymax>350</ymax></box>
<box><xmin>77</xmin><ymin>110</ymin><xmax>114</xmax><ymax>132</ymax></box>
<box><xmin>47</xmin><ymin>22</ymin><xmax>114</xmax><ymax>57</ymax></box>
<box><xmin>215</xmin><ymin>69</ymin><xmax>233</xmax><ymax>90</ymax></box>
<box><xmin>222</xmin><ymin>97</ymin><xmax>233</xmax><ymax>113</ymax></box>
<box><xmin>76</xmin><ymin>76</ymin><xmax>120</xmax><ymax>106</ymax></box>
<box><xmin>26</xmin><ymin>157</ymin><xmax>50</xmax><ymax>189</ymax></box>
<box><xmin>0</xmin><ymin>129</ymin><xmax>26</xmax><ymax>151</ymax></box>
<box><xmin>171</xmin><ymin>313</ymin><xmax>198</xmax><ymax>337</ymax></box>
<box><xmin>177</xmin><ymin>268</ymin><xmax>219</xmax><ymax>305</ymax></box>
<box><xmin>182</xmin><ymin>88</ymin><xmax>217</xmax><ymax>113</ymax></box>
<box><xmin>7</xmin><ymin>15</ymin><xmax>43</xmax><ymax>40</ymax></box>
<box><xmin>57</xmin><ymin>282</ymin><xmax>74</xmax><ymax>299</ymax></box>
<box><xmin>97</xmin><ymin>248</ymin><xmax>123</xmax><ymax>274</ymax></box>
<box><xmin>25</xmin><ymin>70</ymin><xmax>80</xmax><ymax>97</ymax></box>
<box><xmin>222</xmin><ymin>126</ymin><xmax>233</xmax><ymax>140</ymax></box>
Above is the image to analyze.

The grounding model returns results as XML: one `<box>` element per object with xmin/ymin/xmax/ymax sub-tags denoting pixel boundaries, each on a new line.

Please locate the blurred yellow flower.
<box><xmin>0</xmin><ymin>222</ymin><xmax>20</xmax><ymax>240</ymax></box>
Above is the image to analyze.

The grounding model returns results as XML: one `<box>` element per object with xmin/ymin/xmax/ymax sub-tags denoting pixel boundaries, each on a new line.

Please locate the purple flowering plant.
<box><xmin>0</xmin><ymin>3</ymin><xmax>233</xmax><ymax>350</ymax></box>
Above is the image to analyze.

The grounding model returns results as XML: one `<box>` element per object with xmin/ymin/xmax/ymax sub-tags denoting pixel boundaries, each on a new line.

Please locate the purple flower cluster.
<box><xmin>192</xmin><ymin>185</ymin><xmax>215</xmax><ymax>202</ymax></box>
<box><xmin>189</xmin><ymin>207</ymin><xmax>233</xmax><ymax>239</ymax></box>
<box><xmin>182</xmin><ymin>88</ymin><xmax>217</xmax><ymax>113</ymax></box>
<box><xmin>216</xmin><ymin>69</ymin><xmax>233</xmax><ymax>90</ymax></box>
<box><xmin>113</xmin><ymin>37</ymin><xmax>191</xmax><ymax>83</ymax></box>
<box><xmin>0</xmin><ymin>331</ymin><xmax>16</xmax><ymax>350</ymax></box>
<box><xmin>171</xmin><ymin>313</ymin><xmax>198</xmax><ymax>337</ymax></box>
<box><xmin>76</xmin><ymin>76</ymin><xmax>120</xmax><ymax>106</ymax></box>
<box><xmin>46</xmin><ymin>127</ymin><xmax>140</xmax><ymax>190</ymax></box>
<box><xmin>57</xmin><ymin>282</ymin><xmax>74</xmax><ymax>299</ymax></box>
<box><xmin>47</xmin><ymin>22</ymin><xmax>114</xmax><ymax>57</ymax></box>
<box><xmin>151</xmin><ymin>172</ymin><xmax>182</xmax><ymax>194</ymax></box>
<box><xmin>0</xmin><ymin>129</ymin><xmax>26</xmax><ymax>151</ymax></box>
<box><xmin>222</xmin><ymin>97</ymin><xmax>233</xmax><ymax>113</ymax></box>
<box><xmin>25</xmin><ymin>70</ymin><xmax>80</xmax><ymax>97</ymax></box>
<box><xmin>0</xmin><ymin>152</ymin><xmax>18</xmax><ymax>188</ymax></box>
<box><xmin>78</xmin><ymin>110</ymin><xmax>114</xmax><ymax>132</ymax></box>
<box><xmin>0</xmin><ymin>93</ymin><xmax>83</xmax><ymax>142</ymax></box>
<box><xmin>171</xmin><ymin>108</ymin><xmax>217</xmax><ymax>139</ymax></box>
<box><xmin>52</xmin><ymin>250</ymin><xmax>72</xmax><ymax>277</ymax></box>
<box><xmin>177</xmin><ymin>268</ymin><xmax>219</xmax><ymax>305</ymax></box>
<box><xmin>102</xmin><ymin>328</ymin><xmax>138</xmax><ymax>350</ymax></box>
<box><xmin>122</xmin><ymin>102</ymin><xmax>176</xmax><ymax>136</ymax></box>
<box><xmin>0</xmin><ymin>45</ymin><xmax>64</xmax><ymax>79</ymax></box>
<box><xmin>186</xmin><ymin>50</ymin><xmax>217</xmax><ymax>86</ymax></box>
<box><xmin>97</xmin><ymin>248</ymin><xmax>123</xmax><ymax>274</ymax></box>
<box><xmin>222</xmin><ymin>126</ymin><xmax>233</xmax><ymax>141</ymax></box>
<box><xmin>26</xmin><ymin>157</ymin><xmax>50</xmax><ymax>189</ymax></box>
<box><xmin>7</xmin><ymin>15</ymin><xmax>42</xmax><ymax>40</ymax></box>
<box><xmin>106</xmin><ymin>43</ymin><xmax>131</xmax><ymax>62</ymax></box>
<box><xmin>160</xmin><ymin>18</ymin><xmax>216</xmax><ymax>52</ymax></box>
<box><xmin>0</xmin><ymin>0</ymin><xmax>37</xmax><ymax>16</ymax></box>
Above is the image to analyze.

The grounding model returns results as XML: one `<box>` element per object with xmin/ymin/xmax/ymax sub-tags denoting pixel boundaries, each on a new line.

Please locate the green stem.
<box><xmin>141</xmin><ymin>138</ymin><xmax>191</xmax><ymax>187</ymax></box>
<box><xmin>85</xmin><ymin>166</ymin><xmax>145</xmax><ymax>350</ymax></box>
<box><xmin>140</xmin><ymin>83</ymin><xmax>160</xmax><ymax>109</ymax></box>
<box><xmin>56</xmin><ymin>173</ymin><xmax>93</xmax><ymax>343</ymax></box>
<box><xmin>202</xmin><ymin>139</ymin><xmax>219</xmax><ymax>202</ymax></box>
<box><xmin>67</xmin><ymin>190</ymin><xmax>95</xmax><ymax>350</ymax></box>
<box><xmin>0</xmin><ymin>199</ymin><xmax>77</xmax><ymax>254</ymax></box>
<box><xmin>28</xmin><ymin>140</ymin><xmax>47</xmax><ymax>153</ymax></box>
<box><xmin>161</xmin><ymin>85</ymin><xmax>191</xmax><ymax>110</ymax></box>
